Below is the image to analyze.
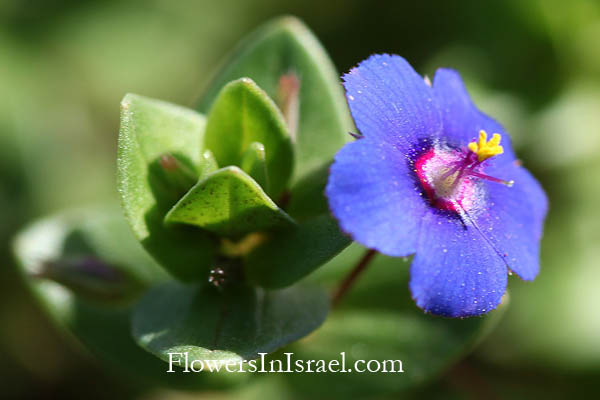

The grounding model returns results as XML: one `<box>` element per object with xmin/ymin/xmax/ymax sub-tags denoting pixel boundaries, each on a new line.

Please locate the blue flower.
<box><xmin>326</xmin><ymin>54</ymin><xmax>547</xmax><ymax>318</ymax></box>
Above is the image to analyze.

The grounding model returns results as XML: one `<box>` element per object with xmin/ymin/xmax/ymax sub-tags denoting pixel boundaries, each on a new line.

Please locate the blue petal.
<box><xmin>326</xmin><ymin>138</ymin><xmax>427</xmax><ymax>256</ymax></box>
<box><xmin>434</xmin><ymin>69</ymin><xmax>547</xmax><ymax>280</ymax></box>
<box><xmin>432</xmin><ymin>68</ymin><xmax>516</xmax><ymax>164</ymax></box>
<box><xmin>343</xmin><ymin>54</ymin><xmax>442</xmax><ymax>148</ymax></box>
<box><xmin>409</xmin><ymin>210</ymin><xmax>507</xmax><ymax>317</ymax></box>
<box><xmin>471</xmin><ymin>162</ymin><xmax>548</xmax><ymax>280</ymax></box>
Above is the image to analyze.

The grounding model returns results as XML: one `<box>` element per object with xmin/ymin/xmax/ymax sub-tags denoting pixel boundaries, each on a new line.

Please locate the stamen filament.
<box><xmin>467</xmin><ymin>170</ymin><xmax>514</xmax><ymax>187</ymax></box>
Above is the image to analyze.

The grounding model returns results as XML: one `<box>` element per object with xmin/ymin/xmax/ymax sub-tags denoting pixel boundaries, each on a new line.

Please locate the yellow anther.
<box><xmin>468</xmin><ymin>130</ymin><xmax>504</xmax><ymax>162</ymax></box>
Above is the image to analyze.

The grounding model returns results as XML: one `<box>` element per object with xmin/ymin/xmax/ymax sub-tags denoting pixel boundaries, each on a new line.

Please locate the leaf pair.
<box><xmin>164</xmin><ymin>76</ymin><xmax>296</xmax><ymax>238</ymax></box>
<box><xmin>118</xmin><ymin>16</ymin><xmax>354</xmax><ymax>286</ymax></box>
<box><xmin>118</xmin><ymin>86</ymin><xmax>294</xmax><ymax>279</ymax></box>
<box><xmin>195</xmin><ymin>17</ymin><xmax>357</xmax><ymax>288</ymax></box>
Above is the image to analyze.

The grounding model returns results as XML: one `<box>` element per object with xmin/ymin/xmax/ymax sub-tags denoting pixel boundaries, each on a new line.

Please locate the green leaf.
<box><xmin>11</xmin><ymin>207</ymin><xmax>242</xmax><ymax>389</ymax></box>
<box><xmin>197</xmin><ymin>16</ymin><xmax>353</xmax><ymax>184</ymax></box>
<box><xmin>200</xmin><ymin>148</ymin><xmax>219</xmax><ymax>178</ymax></box>
<box><xmin>285</xmin><ymin>161</ymin><xmax>330</xmax><ymax>221</ymax></box>
<box><xmin>132</xmin><ymin>281</ymin><xmax>329</xmax><ymax>365</ymax></box>
<box><xmin>14</xmin><ymin>206</ymin><xmax>168</xmax><ymax>290</ymax></box>
<box><xmin>282</xmin><ymin>309</ymin><xmax>503</xmax><ymax>398</ymax></box>
<box><xmin>118</xmin><ymin>93</ymin><xmax>217</xmax><ymax>281</ymax></box>
<box><xmin>244</xmin><ymin>215</ymin><xmax>350</xmax><ymax>288</ymax></box>
<box><xmin>204</xmin><ymin>78</ymin><xmax>293</xmax><ymax>197</ymax></box>
<box><xmin>165</xmin><ymin>166</ymin><xmax>295</xmax><ymax>238</ymax></box>
<box><xmin>275</xmin><ymin>243</ymin><xmax>506</xmax><ymax>398</ymax></box>
<box><xmin>241</xmin><ymin>142</ymin><xmax>269</xmax><ymax>192</ymax></box>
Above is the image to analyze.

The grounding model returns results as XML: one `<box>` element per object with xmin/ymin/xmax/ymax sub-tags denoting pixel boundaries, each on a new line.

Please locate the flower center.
<box><xmin>414</xmin><ymin>130</ymin><xmax>513</xmax><ymax>213</ymax></box>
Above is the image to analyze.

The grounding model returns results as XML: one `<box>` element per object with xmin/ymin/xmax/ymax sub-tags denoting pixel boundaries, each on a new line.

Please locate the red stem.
<box><xmin>331</xmin><ymin>249</ymin><xmax>377</xmax><ymax>307</ymax></box>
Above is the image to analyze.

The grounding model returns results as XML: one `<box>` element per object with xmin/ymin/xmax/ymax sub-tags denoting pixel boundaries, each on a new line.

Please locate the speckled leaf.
<box><xmin>197</xmin><ymin>16</ymin><xmax>353</xmax><ymax>184</ymax></box>
<box><xmin>118</xmin><ymin>93</ymin><xmax>217</xmax><ymax>281</ymax></box>
<box><xmin>165</xmin><ymin>166</ymin><xmax>295</xmax><ymax>237</ymax></box>
<box><xmin>132</xmin><ymin>281</ymin><xmax>329</xmax><ymax>365</ymax></box>
<box><xmin>204</xmin><ymin>78</ymin><xmax>293</xmax><ymax>197</ymax></box>
<box><xmin>11</xmin><ymin>207</ymin><xmax>244</xmax><ymax>389</ymax></box>
<box><xmin>245</xmin><ymin>215</ymin><xmax>350</xmax><ymax>288</ymax></box>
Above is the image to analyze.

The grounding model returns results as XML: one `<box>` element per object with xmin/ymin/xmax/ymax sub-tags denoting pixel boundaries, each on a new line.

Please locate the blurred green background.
<box><xmin>1</xmin><ymin>0</ymin><xmax>599</xmax><ymax>399</ymax></box>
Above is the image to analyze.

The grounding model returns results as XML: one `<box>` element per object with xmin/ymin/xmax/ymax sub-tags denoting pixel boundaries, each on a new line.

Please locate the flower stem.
<box><xmin>331</xmin><ymin>249</ymin><xmax>377</xmax><ymax>307</ymax></box>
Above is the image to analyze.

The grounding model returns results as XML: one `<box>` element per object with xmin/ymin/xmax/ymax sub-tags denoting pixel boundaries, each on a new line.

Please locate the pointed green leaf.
<box><xmin>12</xmin><ymin>206</ymin><xmax>244</xmax><ymax>389</ymax></box>
<box><xmin>241</xmin><ymin>142</ymin><xmax>269</xmax><ymax>191</ymax></box>
<box><xmin>244</xmin><ymin>215</ymin><xmax>350</xmax><ymax>288</ymax></box>
<box><xmin>165</xmin><ymin>166</ymin><xmax>295</xmax><ymax>238</ymax></box>
<box><xmin>118</xmin><ymin>93</ymin><xmax>217</xmax><ymax>281</ymax></box>
<box><xmin>132</xmin><ymin>281</ymin><xmax>329</xmax><ymax>365</ymax></box>
<box><xmin>204</xmin><ymin>78</ymin><xmax>293</xmax><ymax>197</ymax></box>
<box><xmin>197</xmin><ymin>16</ymin><xmax>353</xmax><ymax>184</ymax></box>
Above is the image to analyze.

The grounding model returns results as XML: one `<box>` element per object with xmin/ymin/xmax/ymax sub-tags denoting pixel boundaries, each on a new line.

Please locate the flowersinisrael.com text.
<box><xmin>167</xmin><ymin>352</ymin><xmax>404</xmax><ymax>374</ymax></box>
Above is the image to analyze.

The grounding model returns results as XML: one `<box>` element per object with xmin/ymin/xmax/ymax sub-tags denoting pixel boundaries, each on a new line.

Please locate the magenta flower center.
<box><xmin>414</xmin><ymin>131</ymin><xmax>512</xmax><ymax>213</ymax></box>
